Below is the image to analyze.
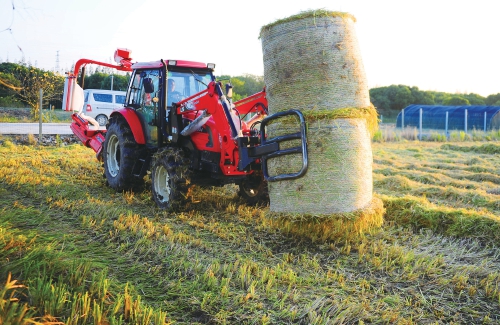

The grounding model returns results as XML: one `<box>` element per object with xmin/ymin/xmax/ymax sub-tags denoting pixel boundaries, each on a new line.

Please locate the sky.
<box><xmin>0</xmin><ymin>0</ymin><xmax>498</xmax><ymax>97</ymax></box>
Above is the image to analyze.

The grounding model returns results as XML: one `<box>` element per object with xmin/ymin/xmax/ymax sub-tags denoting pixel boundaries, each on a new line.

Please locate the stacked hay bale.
<box><xmin>259</xmin><ymin>10</ymin><xmax>384</xmax><ymax>241</ymax></box>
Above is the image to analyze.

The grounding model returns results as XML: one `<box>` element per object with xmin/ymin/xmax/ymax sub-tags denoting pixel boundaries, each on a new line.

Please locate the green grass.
<box><xmin>0</xmin><ymin>107</ymin><xmax>72</xmax><ymax>123</ymax></box>
<box><xmin>374</xmin><ymin>124</ymin><xmax>500</xmax><ymax>143</ymax></box>
<box><xmin>1</xmin><ymin>139</ymin><xmax>500</xmax><ymax>324</ymax></box>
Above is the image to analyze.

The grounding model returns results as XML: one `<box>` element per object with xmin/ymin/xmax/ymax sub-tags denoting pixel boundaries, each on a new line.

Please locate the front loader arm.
<box><xmin>176</xmin><ymin>81</ymin><xmax>239</xmax><ymax>138</ymax></box>
<box><xmin>175</xmin><ymin>82</ymin><xmax>258</xmax><ymax>176</ymax></box>
<box><xmin>176</xmin><ymin>82</ymin><xmax>307</xmax><ymax>181</ymax></box>
<box><xmin>233</xmin><ymin>88</ymin><xmax>268</xmax><ymax>116</ymax></box>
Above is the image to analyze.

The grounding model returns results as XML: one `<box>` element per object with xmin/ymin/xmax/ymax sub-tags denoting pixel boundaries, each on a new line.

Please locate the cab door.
<box><xmin>127</xmin><ymin>69</ymin><xmax>162</xmax><ymax>146</ymax></box>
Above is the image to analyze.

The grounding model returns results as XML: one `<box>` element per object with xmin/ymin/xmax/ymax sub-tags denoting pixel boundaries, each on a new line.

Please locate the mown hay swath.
<box><xmin>260</xmin><ymin>10</ymin><xmax>382</xmax><ymax>230</ymax></box>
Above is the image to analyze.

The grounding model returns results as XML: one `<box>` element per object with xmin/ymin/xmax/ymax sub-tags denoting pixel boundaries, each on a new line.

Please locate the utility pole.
<box><xmin>39</xmin><ymin>89</ymin><xmax>43</xmax><ymax>143</ymax></box>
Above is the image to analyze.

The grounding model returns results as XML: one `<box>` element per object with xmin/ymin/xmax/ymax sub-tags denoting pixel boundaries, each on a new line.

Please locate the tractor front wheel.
<box><xmin>238</xmin><ymin>173</ymin><xmax>269</xmax><ymax>206</ymax></box>
<box><xmin>103</xmin><ymin>116</ymin><xmax>145</xmax><ymax>191</ymax></box>
<box><xmin>151</xmin><ymin>147</ymin><xmax>191</xmax><ymax>210</ymax></box>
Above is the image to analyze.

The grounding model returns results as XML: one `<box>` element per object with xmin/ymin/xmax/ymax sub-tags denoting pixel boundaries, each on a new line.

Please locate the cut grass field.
<box><xmin>1</xmin><ymin>138</ymin><xmax>500</xmax><ymax>324</ymax></box>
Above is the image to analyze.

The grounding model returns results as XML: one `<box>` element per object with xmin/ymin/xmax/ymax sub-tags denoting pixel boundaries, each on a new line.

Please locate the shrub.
<box><xmin>0</xmin><ymin>96</ymin><xmax>24</xmax><ymax>108</ymax></box>
<box><xmin>428</xmin><ymin>132</ymin><xmax>447</xmax><ymax>142</ymax></box>
<box><xmin>372</xmin><ymin>130</ymin><xmax>383</xmax><ymax>142</ymax></box>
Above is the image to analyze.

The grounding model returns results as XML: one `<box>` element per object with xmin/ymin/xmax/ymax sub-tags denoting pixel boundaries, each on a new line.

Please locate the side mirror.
<box><xmin>143</xmin><ymin>78</ymin><xmax>155</xmax><ymax>94</ymax></box>
<box><xmin>225</xmin><ymin>83</ymin><xmax>233</xmax><ymax>99</ymax></box>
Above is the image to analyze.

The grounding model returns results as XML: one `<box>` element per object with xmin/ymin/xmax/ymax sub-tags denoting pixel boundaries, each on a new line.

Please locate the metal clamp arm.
<box><xmin>260</xmin><ymin>110</ymin><xmax>308</xmax><ymax>182</ymax></box>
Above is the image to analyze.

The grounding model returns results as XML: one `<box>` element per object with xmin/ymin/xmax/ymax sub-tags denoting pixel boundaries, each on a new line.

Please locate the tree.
<box><xmin>486</xmin><ymin>93</ymin><xmax>500</xmax><ymax>106</ymax></box>
<box><xmin>229</xmin><ymin>77</ymin><xmax>245</xmax><ymax>101</ymax></box>
<box><xmin>410</xmin><ymin>86</ymin><xmax>435</xmax><ymax>105</ymax></box>
<box><xmin>387</xmin><ymin>85</ymin><xmax>413</xmax><ymax>111</ymax></box>
<box><xmin>0</xmin><ymin>62</ymin><xmax>64</xmax><ymax>117</ymax></box>
<box><xmin>369</xmin><ymin>87</ymin><xmax>392</xmax><ymax>113</ymax></box>
<box><xmin>369</xmin><ymin>85</ymin><xmax>492</xmax><ymax>117</ymax></box>
<box><xmin>84</xmin><ymin>72</ymin><xmax>108</xmax><ymax>89</ymax></box>
<box><xmin>217</xmin><ymin>74</ymin><xmax>265</xmax><ymax>102</ymax></box>
<box><xmin>0</xmin><ymin>71</ymin><xmax>23</xmax><ymax>107</ymax></box>
<box><xmin>100</xmin><ymin>73</ymin><xmax>129</xmax><ymax>91</ymax></box>
<box><xmin>82</xmin><ymin>71</ymin><xmax>129</xmax><ymax>91</ymax></box>
<box><xmin>370</xmin><ymin>85</ymin><xmax>427</xmax><ymax>114</ymax></box>
<box><xmin>236</xmin><ymin>74</ymin><xmax>265</xmax><ymax>97</ymax></box>
<box><xmin>0</xmin><ymin>71</ymin><xmax>21</xmax><ymax>97</ymax></box>
<box><xmin>442</xmin><ymin>96</ymin><xmax>470</xmax><ymax>106</ymax></box>
<box><xmin>463</xmin><ymin>93</ymin><xmax>485</xmax><ymax>105</ymax></box>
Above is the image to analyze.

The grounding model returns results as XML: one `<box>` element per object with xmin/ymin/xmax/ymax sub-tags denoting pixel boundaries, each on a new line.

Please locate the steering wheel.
<box><xmin>170</xmin><ymin>91</ymin><xmax>182</xmax><ymax>103</ymax></box>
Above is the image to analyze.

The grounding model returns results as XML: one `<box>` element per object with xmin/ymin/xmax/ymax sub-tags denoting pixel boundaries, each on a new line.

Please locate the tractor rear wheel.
<box><xmin>103</xmin><ymin>116</ymin><xmax>145</xmax><ymax>191</ymax></box>
<box><xmin>238</xmin><ymin>173</ymin><xmax>269</xmax><ymax>206</ymax></box>
<box><xmin>151</xmin><ymin>147</ymin><xmax>191</xmax><ymax>210</ymax></box>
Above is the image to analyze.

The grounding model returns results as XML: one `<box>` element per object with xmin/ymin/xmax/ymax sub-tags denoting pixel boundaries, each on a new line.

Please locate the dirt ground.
<box><xmin>0</xmin><ymin>107</ymin><xmax>31</xmax><ymax>120</ymax></box>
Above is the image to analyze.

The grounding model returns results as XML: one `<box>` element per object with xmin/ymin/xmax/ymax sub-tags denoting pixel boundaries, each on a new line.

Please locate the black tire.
<box><xmin>102</xmin><ymin>116</ymin><xmax>145</xmax><ymax>191</ymax></box>
<box><xmin>238</xmin><ymin>173</ymin><xmax>269</xmax><ymax>206</ymax></box>
<box><xmin>151</xmin><ymin>147</ymin><xmax>191</xmax><ymax>210</ymax></box>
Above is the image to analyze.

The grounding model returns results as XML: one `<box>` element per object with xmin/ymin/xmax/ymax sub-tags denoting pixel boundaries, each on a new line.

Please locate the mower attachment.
<box><xmin>259</xmin><ymin>109</ymin><xmax>308</xmax><ymax>182</ymax></box>
<box><xmin>70</xmin><ymin>113</ymin><xmax>106</xmax><ymax>158</ymax></box>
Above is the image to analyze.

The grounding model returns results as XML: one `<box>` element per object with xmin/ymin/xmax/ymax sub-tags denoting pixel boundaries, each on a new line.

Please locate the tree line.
<box><xmin>371</xmin><ymin>85</ymin><xmax>500</xmax><ymax>117</ymax></box>
<box><xmin>0</xmin><ymin>62</ymin><xmax>266</xmax><ymax>117</ymax></box>
<box><xmin>1</xmin><ymin>62</ymin><xmax>499</xmax><ymax>119</ymax></box>
<box><xmin>0</xmin><ymin>62</ymin><xmax>64</xmax><ymax>118</ymax></box>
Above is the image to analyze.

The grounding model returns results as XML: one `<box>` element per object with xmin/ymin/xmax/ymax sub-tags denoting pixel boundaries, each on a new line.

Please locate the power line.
<box><xmin>0</xmin><ymin>0</ymin><xmax>24</xmax><ymax>55</ymax></box>
<box><xmin>55</xmin><ymin>50</ymin><xmax>60</xmax><ymax>71</ymax></box>
<box><xmin>0</xmin><ymin>0</ymin><xmax>16</xmax><ymax>33</ymax></box>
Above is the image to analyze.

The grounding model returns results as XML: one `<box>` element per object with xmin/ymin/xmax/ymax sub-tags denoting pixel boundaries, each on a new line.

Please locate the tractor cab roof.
<box><xmin>132</xmin><ymin>60</ymin><xmax>215</xmax><ymax>71</ymax></box>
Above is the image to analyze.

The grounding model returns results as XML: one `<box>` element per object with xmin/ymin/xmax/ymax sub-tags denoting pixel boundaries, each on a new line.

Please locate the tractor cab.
<box><xmin>121</xmin><ymin>60</ymin><xmax>215</xmax><ymax>146</ymax></box>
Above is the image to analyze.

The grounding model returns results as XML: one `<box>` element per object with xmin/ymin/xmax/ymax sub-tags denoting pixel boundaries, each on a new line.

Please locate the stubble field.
<box><xmin>1</xmin><ymin>138</ymin><xmax>500</xmax><ymax>324</ymax></box>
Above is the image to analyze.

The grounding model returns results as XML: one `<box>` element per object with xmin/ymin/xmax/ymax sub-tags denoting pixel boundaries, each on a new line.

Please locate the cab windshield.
<box><xmin>167</xmin><ymin>69</ymin><xmax>213</xmax><ymax>106</ymax></box>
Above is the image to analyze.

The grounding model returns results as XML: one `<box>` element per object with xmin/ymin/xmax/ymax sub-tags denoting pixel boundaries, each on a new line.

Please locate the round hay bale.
<box><xmin>267</xmin><ymin>118</ymin><xmax>373</xmax><ymax>214</ymax></box>
<box><xmin>260</xmin><ymin>9</ymin><xmax>380</xmax><ymax>227</ymax></box>
<box><xmin>260</xmin><ymin>10</ymin><xmax>370</xmax><ymax>113</ymax></box>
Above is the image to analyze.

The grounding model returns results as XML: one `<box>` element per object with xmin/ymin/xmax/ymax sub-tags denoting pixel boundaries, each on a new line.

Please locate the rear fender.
<box><xmin>110</xmin><ymin>108</ymin><xmax>146</xmax><ymax>144</ymax></box>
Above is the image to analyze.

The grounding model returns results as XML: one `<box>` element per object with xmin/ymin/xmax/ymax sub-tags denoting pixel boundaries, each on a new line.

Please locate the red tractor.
<box><xmin>65</xmin><ymin>49</ymin><xmax>308</xmax><ymax>209</ymax></box>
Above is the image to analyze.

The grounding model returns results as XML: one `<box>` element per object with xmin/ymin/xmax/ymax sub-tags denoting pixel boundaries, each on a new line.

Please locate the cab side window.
<box><xmin>128</xmin><ymin>73</ymin><xmax>143</xmax><ymax>108</ymax></box>
<box><xmin>128</xmin><ymin>69</ymin><xmax>161</xmax><ymax>108</ymax></box>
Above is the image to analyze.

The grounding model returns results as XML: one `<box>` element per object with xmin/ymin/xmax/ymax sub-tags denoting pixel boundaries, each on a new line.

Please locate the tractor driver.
<box><xmin>167</xmin><ymin>78</ymin><xmax>182</xmax><ymax>106</ymax></box>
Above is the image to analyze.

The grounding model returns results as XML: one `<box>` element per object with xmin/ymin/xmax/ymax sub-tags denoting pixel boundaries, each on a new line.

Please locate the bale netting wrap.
<box><xmin>260</xmin><ymin>10</ymin><xmax>380</xmax><ymax>227</ymax></box>
<box><xmin>260</xmin><ymin>10</ymin><xmax>370</xmax><ymax>113</ymax></box>
<box><xmin>267</xmin><ymin>118</ymin><xmax>373</xmax><ymax>214</ymax></box>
